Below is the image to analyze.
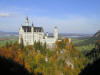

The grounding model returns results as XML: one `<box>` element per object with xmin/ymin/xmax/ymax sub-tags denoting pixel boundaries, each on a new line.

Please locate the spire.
<box><xmin>25</xmin><ymin>16</ymin><xmax>29</xmax><ymax>26</ymax></box>
<box><xmin>32</xmin><ymin>22</ymin><xmax>34</xmax><ymax>27</ymax></box>
<box><xmin>31</xmin><ymin>22</ymin><xmax>34</xmax><ymax>32</ymax></box>
<box><xmin>54</xmin><ymin>26</ymin><xmax>57</xmax><ymax>29</ymax></box>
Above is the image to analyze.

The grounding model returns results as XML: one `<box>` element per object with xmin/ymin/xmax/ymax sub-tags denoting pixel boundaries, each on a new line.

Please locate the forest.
<box><xmin>0</xmin><ymin>34</ymin><xmax>100</xmax><ymax>75</ymax></box>
<box><xmin>0</xmin><ymin>38</ymin><xmax>89</xmax><ymax>75</ymax></box>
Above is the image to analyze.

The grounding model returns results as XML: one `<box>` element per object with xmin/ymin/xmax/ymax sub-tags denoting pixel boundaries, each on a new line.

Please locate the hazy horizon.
<box><xmin>0</xmin><ymin>0</ymin><xmax>100</xmax><ymax>34</ymax></box>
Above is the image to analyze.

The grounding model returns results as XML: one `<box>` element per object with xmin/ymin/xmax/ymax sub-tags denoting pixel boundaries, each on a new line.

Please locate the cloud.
<box><xmin>0</xmin><ymin>14</ymin><xmax>99</xmax><ymax>33</ymax></box>
<box><xmin>30</xmin><ymin>15</ymin><xmax>100</xmax><ymax>33</ymax></box>
<box><xmin>0</xmin><ymin>13</ymin><xmax>12</xmax><ymax>17</ymax></box>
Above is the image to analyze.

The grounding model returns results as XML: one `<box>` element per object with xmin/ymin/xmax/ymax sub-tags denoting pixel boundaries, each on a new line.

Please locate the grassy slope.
<box><xmin>71</xmin><ymin>37</ymin><xmax>95</xmax><ymax>51</ymax></box>
<box><xmin>0</xmin><ymin>36</ymin><xmax>18</xmax><ymax>47</ymax></box>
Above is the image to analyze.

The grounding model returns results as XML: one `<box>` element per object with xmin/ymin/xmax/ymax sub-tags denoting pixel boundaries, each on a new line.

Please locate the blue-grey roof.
<box><xmin>22</xmin><ymin>26</ymin><xmax>43</xmax><ymax>32</ymax></box>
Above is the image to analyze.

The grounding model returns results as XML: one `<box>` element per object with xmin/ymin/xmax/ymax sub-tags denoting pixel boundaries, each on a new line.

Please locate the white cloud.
<box><xmin>30</xmin><ymin>15</ymin><xmax>100</xmax><ymax>33</ymax></box>
<box><xmin>0</xmin><ymin>13</ymin><xmax>12</xmax><ymax>17</ymax></box>
<box><xmin>0</xmin><ymin>14</ymin><xmax>100</xmax><ymax>34</ymax></box>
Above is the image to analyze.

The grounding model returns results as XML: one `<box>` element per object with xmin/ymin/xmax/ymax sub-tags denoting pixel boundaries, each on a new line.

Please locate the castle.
<box><xmin>19</xmin><ymin>17</ymin><xmax>58</xmax><ymax>48</ymax></box>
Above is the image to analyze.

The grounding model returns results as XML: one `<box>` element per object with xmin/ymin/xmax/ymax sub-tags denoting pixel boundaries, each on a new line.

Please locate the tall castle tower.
<box><xmin>31</xmin><ymin>23</ymin><xmax>34</xmax><ymax>44</ymax></box>
<box><xmin>54</xmin><ymin>26</ymin><xmax>58</xmax><ymax>40</ymax></box>
<box><xmin>25</xmin><ymin>16</ymin><xmax>29</xmax><ymax>26</ymax></box>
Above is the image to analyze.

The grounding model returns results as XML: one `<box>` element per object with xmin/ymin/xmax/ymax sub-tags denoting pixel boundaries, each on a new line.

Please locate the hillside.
<box><xmin>0</xmin><ymin>56</ymin><xmax>33</xmax><ymax>75</ymax></box>
<box><xmin>73</xmin><ymin>30</ymin><xmax>100</xmax><ymax>47</ymax></box>
<box><xmin>86</xmin><ymin>30</ymin><xmax>100</xmax><ymax>44</ymax></box>
<box><xmin>79</xmin><ymin>58</ymin><xmax>100</xmax><ymax>75</ymax></box>
<box><xmin>0</xmin><ymin>31</ymin><xmax>9</xmax><ymax>37</ymax></box>
<box><xmin>92</xmin><ymin>30</ymin><xmax>100</xmax><ymax>40</ymax></box>
<box><xmin>79</xmin><ymin>41</ymin><xmax>100</xmax><ymax>75</ymax></box>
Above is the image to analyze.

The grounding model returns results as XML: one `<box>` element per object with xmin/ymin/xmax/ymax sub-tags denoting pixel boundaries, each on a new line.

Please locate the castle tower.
<box><xmin>54</xmin><ymin>26</ymin><xmax>58</xmax><ymax>40</ymax></box>
<box><xmin>46</xmin><ymin>32</ymin><xmax>48</xmax><ymax>37</ymax></box>
<box><xmin>25</xmin><ymin>16</ymin><xmax>29</xmax><ymax>26</ymax></box>
<box><xmin>19</xmin><ymin>25</ymin><xmax>23</xmax><ymax>44</ymax></box>
<box><xmin>31</xmin><ymin>23</ymin><xmax>34</xmax><ymax>44</ymax></box>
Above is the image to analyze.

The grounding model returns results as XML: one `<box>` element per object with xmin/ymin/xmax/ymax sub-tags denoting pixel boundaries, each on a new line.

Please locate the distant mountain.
<box><xmin>0</xmin><ymin>31</ymin><xmax>94</xmax><ymax>39</ymax></box>
<box><xmin>0</xmin><ymin>32</ymin><xmax>7</xmax><ymax>37</ymax></box>
<box><xmin>59</xmin><ymin>33</ymin><xmax>93</xmax><ymax>38</ymax></box>
<box><xmin>45</xmin><ymin>33</ymin><xmax>93</xmax><ymax>38</ymax></box>
<box><xmin>0</xmin><ymin>31</ymin><xmax>18</xmax><ymax>37</ymax></box>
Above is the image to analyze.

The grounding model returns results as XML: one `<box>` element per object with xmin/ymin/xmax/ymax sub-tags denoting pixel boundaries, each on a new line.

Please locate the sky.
<box><xmin>0</xmin><ymin>0</ymin><xmax>100</xmax><ymax>34</ymax></box>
